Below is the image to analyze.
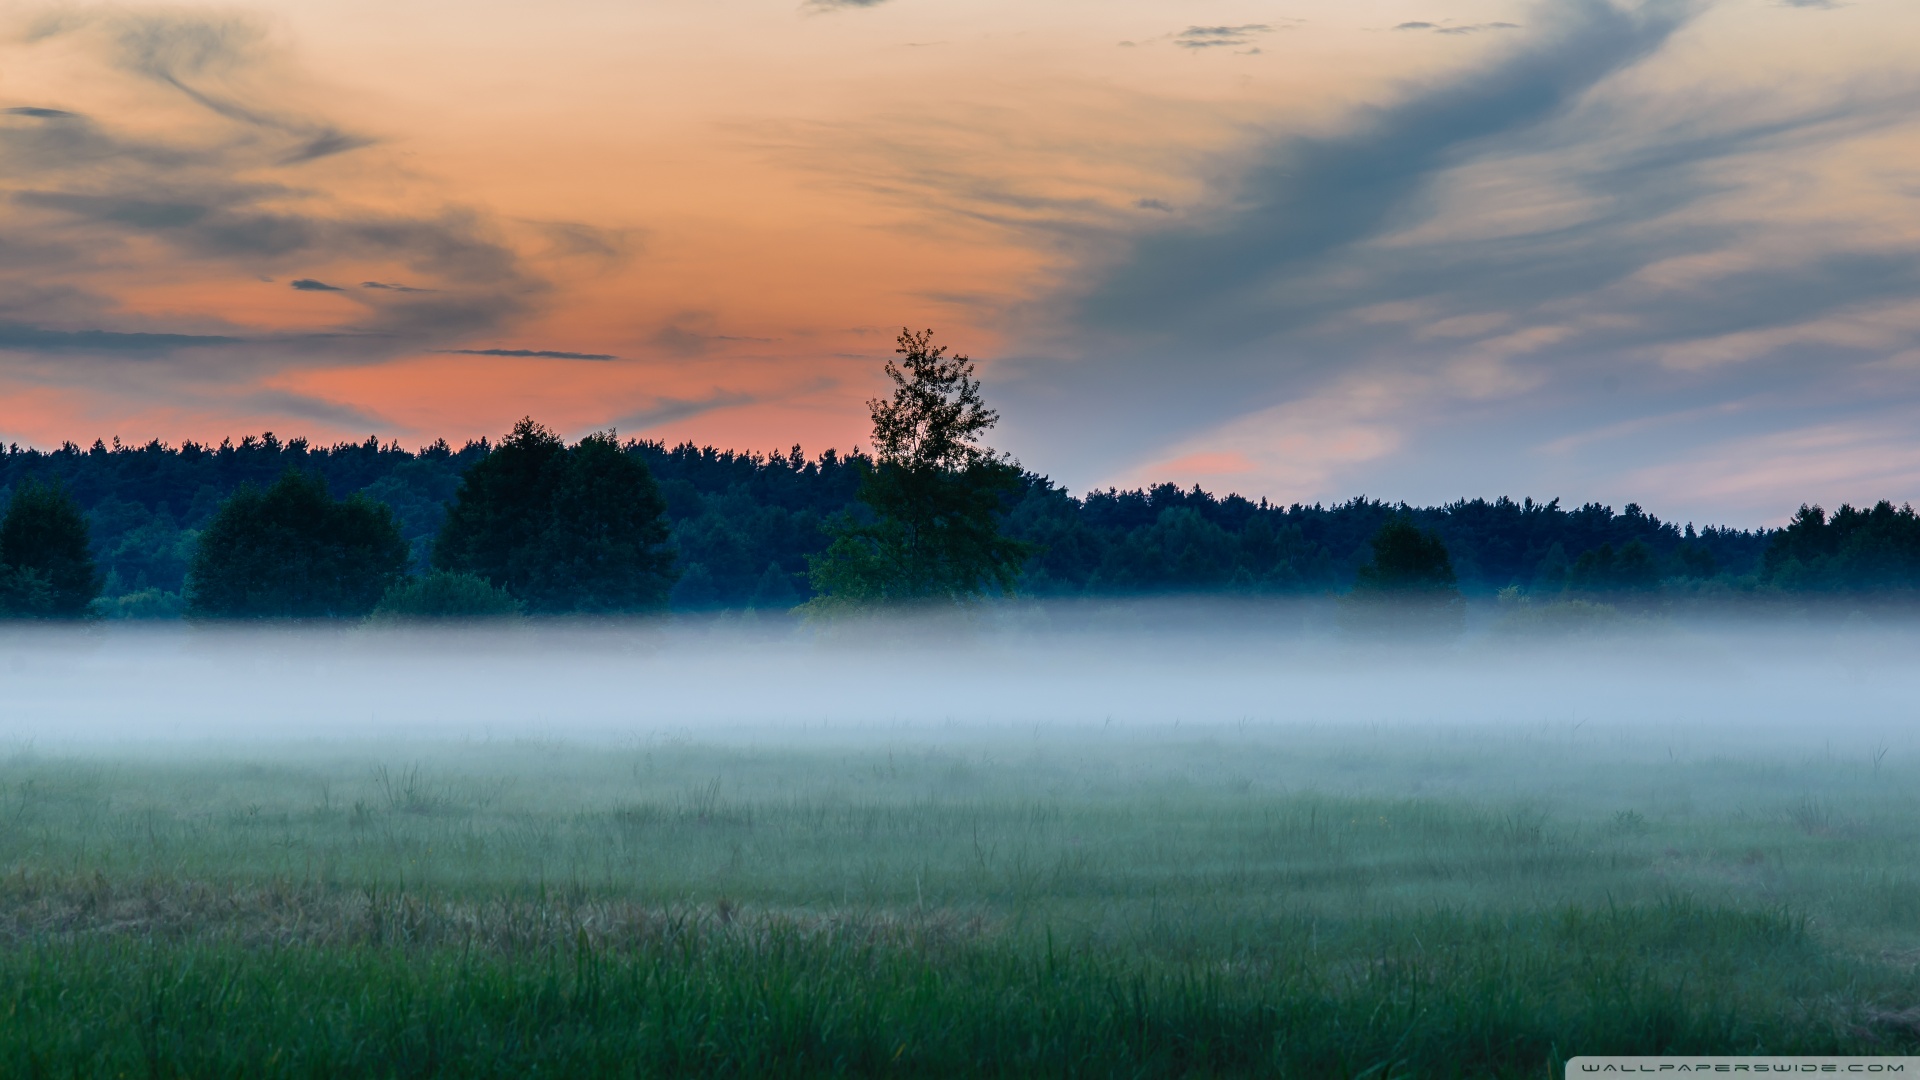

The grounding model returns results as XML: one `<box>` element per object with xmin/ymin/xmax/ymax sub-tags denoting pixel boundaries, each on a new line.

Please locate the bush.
<box><xmin>92</xmin><ymin>588</ymin><xmax>186</xmax><ymax>620</ymax></box>
<box><xmin>370</xmin><ymin>571</ymin><xmax>524</xmax><ymax>620</ymax></box>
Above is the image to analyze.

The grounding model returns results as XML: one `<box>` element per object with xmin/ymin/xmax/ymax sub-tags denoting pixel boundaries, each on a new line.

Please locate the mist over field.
<box><xmin>9</xmin><ymin>607</ymin><xmax>1920</xmax><ymax>1073</ymax></box>
<box><xmin>3</xmin><ymin>605</ymin><xmax>1912</xmax><ymax>761</ymax></box>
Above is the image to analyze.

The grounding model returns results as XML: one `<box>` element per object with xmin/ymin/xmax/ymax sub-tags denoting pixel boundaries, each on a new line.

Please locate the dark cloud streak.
<box><xmin>0</xmin><ymin>12</ymin><xmax>547</xmax><ymax>371</ymax></box>
<box><xmin>0</xmin><ymin>324</ymin><xmax>240</xmax><ymax>352</ymax></box>
<box><xmin>443</xmin><ymin>348</ymin><xmax>619</xmax><ymax>361</ymax></box>
<box><xmin>606</xmin><ymin>391</ymin><xmax>758</xmax><ymax>430</ymax></box>
<box><xmin>1075</xmin><ymin>0</ymin><xmax>1691</xmax><ymax>346</ymax></box>
<box><xmin>1173</xmin><ymin>25</ymin><xmax>1273</xmax><ymax>49</ymax></box>
<box><xmin>990</xmin><ymin>0</ymin><xmax>1920</xmax><ymax>514</ymax></box>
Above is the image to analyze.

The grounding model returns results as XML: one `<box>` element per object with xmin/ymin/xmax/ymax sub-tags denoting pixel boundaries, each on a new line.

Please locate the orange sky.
<box><xmin>2</xmin><ymin>0</ymin><xmax>1918</xmax><ymax>524</ymax></box>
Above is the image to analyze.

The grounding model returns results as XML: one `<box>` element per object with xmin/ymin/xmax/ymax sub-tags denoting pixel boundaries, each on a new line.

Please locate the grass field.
<box><xmin>5</xmin><ymin>714</ymin><xmax>1920</xmax><ymax>1077</ymax></box>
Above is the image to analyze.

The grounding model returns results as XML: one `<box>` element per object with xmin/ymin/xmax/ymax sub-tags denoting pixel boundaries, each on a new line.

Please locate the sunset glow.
<box><xmin>3</xmin><ymin>0</ymin><xmax>1917</xmax><ymax>523</ymax></box>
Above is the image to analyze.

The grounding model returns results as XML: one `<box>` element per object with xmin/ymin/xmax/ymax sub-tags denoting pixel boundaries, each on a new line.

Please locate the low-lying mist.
<box><xmin>3</xmin><ymin>600</ymin><xmax>1912</xmax><ymax>760</ymax></box>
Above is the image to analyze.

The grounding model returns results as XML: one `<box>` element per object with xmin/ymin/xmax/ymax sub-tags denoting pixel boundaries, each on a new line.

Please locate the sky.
<box><xmin>0</xmin><ymin>0</ymin><xmax>1915</xmax><ymax>527</ymax></box>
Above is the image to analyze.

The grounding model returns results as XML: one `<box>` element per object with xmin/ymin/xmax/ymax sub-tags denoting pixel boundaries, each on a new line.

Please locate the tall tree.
<box><xmin>433</xmin><ymin>418</ymin><xmax>568</xmax><ymax>590</ymax></box>
<box><xmin>434</xmin><ymin>421</ymin><xmax>677</xmax><ymax>613</ymax></box>
<box><xmin>524</xmin><ymin>432</ymin><xmax>677</xmax><ymax>612</ymax></box>
<box><xmin>0</xmin><ymin>478</ymin><xmax>101</xmax><ymax>617</ymax></box>
<box><xmin>808</xmin><ymin>328</ymin><xmax>1033</xmax><ymax>605</ymax></box>
<box><xmin>1342</xmin><ymin>515</ymin><xmax>1464</xmax><ymax>634</ymax></box>
<box><xmin>186</xmin><ymin>471</ymin><xmax>408</xmax><ymax>618</ymax></box>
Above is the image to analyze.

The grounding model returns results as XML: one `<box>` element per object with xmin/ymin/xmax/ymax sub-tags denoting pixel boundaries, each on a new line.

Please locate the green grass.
<box><xmin>4</xmin><ymin>728</ymin><xmax>1920</xmax><ymax>1076</ymax></box>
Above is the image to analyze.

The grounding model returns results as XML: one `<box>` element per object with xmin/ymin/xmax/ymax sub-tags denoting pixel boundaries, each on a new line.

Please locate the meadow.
<box><xmin>5</xmin><ymin>696</ymin><xmax>1920</xmax><ymax>1077</ymax></box>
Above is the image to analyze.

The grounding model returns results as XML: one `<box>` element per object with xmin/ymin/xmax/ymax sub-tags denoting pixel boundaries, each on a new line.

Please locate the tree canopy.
<box><xmin>1352</xmin><ymin>517</ymin><xmax>1460</xmax><ymax>595</ymax></box>
<box><xmin>433</xmin><ymin>421</ymin><xmax>677</xmax><ymax>613</ymax></box>
<box><xmin>1342</xmin><ymin>516</ymin><xmax>1465</xmax><ymax>634</ymax></box>
<box><xmin>186</xmin><ymin>471</ymin><xmax>408</xmax><ymax>618</ymax></box>
<box><xmin>0</xmin><ymin>478</ymin><xmax>100</xmax><ymax>617</ymax></box>
<box><xmin>8</xmin><ymin>427</ymin><xmax>1895</xmax><ymax>616</ymax></box>
<box><xmin>807</xmin><ymin>329</ymin><xmax>1033</xmax><ymax>606</ymax></box>
<box><xmin>1763</xmin><ymin>502</ymin><xmax>1920</xmax><ymax>592</ymax></box>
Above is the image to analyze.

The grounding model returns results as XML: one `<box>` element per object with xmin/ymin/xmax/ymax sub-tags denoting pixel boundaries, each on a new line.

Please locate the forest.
<box><xmin>1</xmin><ymin>427</ymin><xmax>1913</xmax><ymax>619</ymax></box>
<box><xmin>0</xmin><ymin>330</ymin><xmax>1910</xmax><ymax>620</ymax></box>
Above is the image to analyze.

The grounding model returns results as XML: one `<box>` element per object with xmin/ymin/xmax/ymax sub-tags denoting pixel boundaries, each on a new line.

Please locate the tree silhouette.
<box><xmin>808</xmin><ymin>329</ymin><xmax>1033</xmax><ymax>606</ymax></box>
<box><xmin>1342</xmin><ymin>515</ymin><xmax>1464</xmax><ymax>635</ymax></box>
<box><xmin>0</xmin><ymin>478</ymin><xmax>100</xmax><ymax>617</ymax></box>
<box><xmin>434</xmin><ymin>420</ymin><xmax>677</xmax><ymax>613</ymax></box>
<box><xmin>1353</xmin><ymin>516</ymin><xmax>1459</xmax><ymax>594</ymax></box>
<box><xmin>187</xmin><ymin>471</ymin><xmax>407</xmax><ymax>618</ymax></box>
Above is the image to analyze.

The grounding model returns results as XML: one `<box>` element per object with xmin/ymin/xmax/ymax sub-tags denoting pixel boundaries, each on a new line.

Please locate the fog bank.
<box><xmin>0</xmin><ymin>603</ymin><xmax>1907</xmax><ymax>754</ymax></box>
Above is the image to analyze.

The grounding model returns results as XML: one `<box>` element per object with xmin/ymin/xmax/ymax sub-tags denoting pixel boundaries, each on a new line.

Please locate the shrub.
<box><xmin>370</xmin><ymin>571</ymin><xmax>524</xmax><ymax>620</ymax></box>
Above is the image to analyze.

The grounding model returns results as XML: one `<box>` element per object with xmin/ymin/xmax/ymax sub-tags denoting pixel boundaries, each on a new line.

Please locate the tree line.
<box><xmin>0</xmin><ymin>329</ymin><xmax>1915</xmax><ymax>619</ymax></box>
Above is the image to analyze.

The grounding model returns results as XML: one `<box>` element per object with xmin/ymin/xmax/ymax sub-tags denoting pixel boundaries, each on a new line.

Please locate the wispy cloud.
<box><xmin>987</xmin><ymin>0</ymin><xmax>1920</xmax><ymax>520</ymax></box>
<box><xmin>1072</xmin><ymin>0</ymin><xmax>1695</xmax><ymax>346</ymax></box>
<box><xmin>605</xmin><ymin>390</ymin><xmax>758</xmax><ymax>431</ymax></box>
<box><xmin>1394</xmin><ymin>21</ymin><xmax>1523</xmax><ymax>35</ymax></box>
<box><xmin>1173</xmin><ymin>25</ymin><xmax>1272</xmax><ymax>49</ymax></box>
<box><xmin>243</xmin><ymin>389</ymin><xmax>394</xmax><ymax>430</ymax></box>
<box><xmin>648</xmin><ymin>314</ymin><xmax>774</xmax><ymax>357</ymax></box>
<box><xmin>442</xmin><ymin>348</ymin><xmax>619</xmax><ymax>361</ymax></box>
<box><xmin>0</xmin><ymin>324</ymin><xmax>240</xmax><ymax>352</ymax></box>
<box><xmin>0</xmin><ymin>10</ymin><xmax>546</xmax><ymax>374</ymax></box>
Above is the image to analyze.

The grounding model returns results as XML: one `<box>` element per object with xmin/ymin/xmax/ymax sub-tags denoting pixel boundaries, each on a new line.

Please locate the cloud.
<box><xmin>1135</xmin><ymin>198</ymin><xmax>1174</xmax><ymax>212</ymax></box>
<box><xmin>87</xmin><ymin>12</ymin><xmax>379</xmax><ymax>164</ymax></box>
<box><xmin>0</xmin><ymin>324</ymin><xmax>239</xmax><ymax>352</ymax></box>
<box><xmin>985</xmin><ymin>0</ymin><xmax>1920</xmax><ymax>519</ymax></box>
<box><xmin>1173</xmin><ymin>25</ymin><xmax>1272</xmax><ymax>49</ymax></box>
<box><xmin>442</xmin><ymin>348</ymin><xmax>619</xmax><ymax>361</ymax></box>
<box><xmin>281</xmin><ymin>130</ymin><xmax>376</xmax><ymax>165</ymax></box>
<box><xmin>243</xmin><ymin>389</ymin><xmax>394</xmax><ymax>430</ymax></box>
<box><xmin>1072</xmin><ymin>0</ymin><xmax>1696</xmax><ymax>347</ymax></box>
<box><xmin>648</xmin><ymin>314</ymin><xmax>775</xmax><ymax>357</ymax></box>
<box><xmin>604</xmin><ymin>390</ymin><xmax>758</xmax><ymax>431</ymax></box>
<box><xmin>529</xmin><ymin>220</ymin><xmax>642</xmax><ymax>262</ymax></box>
<box><xmin>804</xmin><ymin>0</ymin><xmax>891</xmax><ymax>9</ymax></box>
<box><xmin>0</xmin><ymin>10</ymin><xmax>546</xmax><ymax>372</ymax></box>
<box><xmin>1395</xmin><ymin>21</ymin><xmax>1522</xmax><ymax>34</ymax></box>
